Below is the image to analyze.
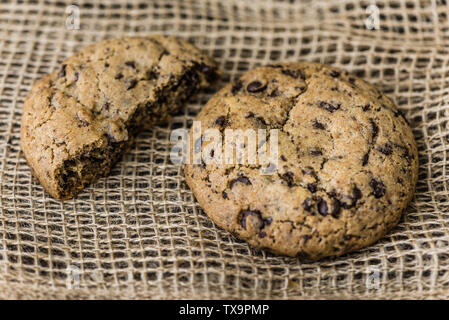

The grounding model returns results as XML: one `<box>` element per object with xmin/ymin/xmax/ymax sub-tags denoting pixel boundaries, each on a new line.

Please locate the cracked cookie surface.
<box><xmin>184</xmin><ymin>62</ymin><xmax>418</xmax><ymax>260</ymax></box>
<box><xmin>21</xmin><ymin>35</ymin><xmax>218</xmax><ymax>199</ymax></box>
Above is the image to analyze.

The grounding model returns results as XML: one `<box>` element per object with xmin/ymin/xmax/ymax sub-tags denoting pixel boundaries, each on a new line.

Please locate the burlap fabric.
<box><xmin>0</xmin><ymin>0</ymin><xmax>448</xmax><ymax>300</ymax></box>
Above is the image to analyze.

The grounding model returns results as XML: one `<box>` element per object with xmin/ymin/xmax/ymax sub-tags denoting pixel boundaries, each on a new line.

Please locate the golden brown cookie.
<box><xmin>21</xmin><ymin>35</ymin><xmax>218</xmax><ymax>199</ymax></box>
<box><xmin>184</xmin><ymin>62</ymin><xmax>418</xmax><ymax>260</ymax></box>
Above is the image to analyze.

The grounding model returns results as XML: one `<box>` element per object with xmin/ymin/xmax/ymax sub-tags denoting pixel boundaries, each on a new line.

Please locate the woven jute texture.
<box><xmin>1</xmin><ymin>0</ymin><xmax>449</xmax><ymax>300</ymax></box>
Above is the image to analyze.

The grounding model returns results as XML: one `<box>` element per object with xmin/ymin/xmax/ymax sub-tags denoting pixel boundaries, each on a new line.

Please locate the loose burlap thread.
<box><xmin>0</xmin><ymin>0</ymin><xmax>449</xmax><ymax>299</ymax></box>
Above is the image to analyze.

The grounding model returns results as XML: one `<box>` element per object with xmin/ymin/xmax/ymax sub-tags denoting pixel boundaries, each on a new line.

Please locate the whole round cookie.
<box><xmin>184</xmin><ymin>62</ymin><xmax>418</xmax><ymax>260</ymax></box>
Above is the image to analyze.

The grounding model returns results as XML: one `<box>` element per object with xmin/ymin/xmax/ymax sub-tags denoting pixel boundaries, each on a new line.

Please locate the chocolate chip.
<box><xmin>125</xmin><ymin>61</ymin><xmax>136</xmax><ymax>68</ymax></box>
<box><xmin>362</xmin><ymin>104</ymin><xmax>371</xmax><ymax>112</ymax></box>
<box><xmin>307</xmin><ymin>183</ymin><xmax>317</xmax><ymax>193</ymax></box>
<box><xmin>281</xmin><ymin>171</ymin><xmax>294</xmax><ymax>187</ymax></box>
<box><xmin>331</xmin><ymin>199</ymin><xmax>341</xmax><ymax>217</ymax></box>
<box><xmin>115</xmin><ymin>73</ymin><xmax>124</xmax><ymax>80</ymax></box>
<box><xmin>199</xmin><ymin>64</ymin><xmax>210</xmax><ymax>73</ymax></box>
<box><xmin>240</xmin><ymin>210</ymin><xmax>263</xmax><ymax>230</ymax></box>
<box><xmin>197</xmin><ymin>63</ymin><xmax>217</xmax><ymax>82</ymax></box>
<box><xmin>313</xmin><ymin>120</ymin><xmax>326</xmax><ymax>130</ymax></box>
<box><xmin>340</xmin><ymin>198</ymin><xmax>352</xmax><ymax>209</ymax></box>
<box><xmin>231</xmin><ymin>80</ymin><xmax>243</xmax><ymax>95</ymax></box>
<box><xmin>348</xmin><ymin>77</ymin><xmax>356</xmax><ymax>84</ymax></box>
<box><xmin>222</xmin><ymin>191</ymin><xmax>228</xmax><ymax>199</ymax></box>
<box><xmin>318</xmin><ymin>198</ymin><xmax>329</xmax><ymax>216</ymax></box>
<box><xmin>59</xmin><ymin>64</ymin><xmax>66</xmax><ymax>78</ymax></box>
<box><xmin>311</xmin><ymin>149</ymin><xmax>322</xmax><ymax>156</ymax></box>
<box><xmin>353</xmin><ymin>186</ymin><xmax>362</xmax><ymax>201</ymax></box>
<box><xmin>255</xmin><ymin>116</ymin><xmax>267</xmax><ymax>125</ymax></box>
<box><xmin>259</xmin><ymin>231</ymin><xmax>267</xmax><ymax>238</ymax></box>
<box><xmin>377</xmin><ymin>143</ymin><xmax>393</xmax><ymax>155</ymax></box>
<box><xmin>127</xmin><ymin>79</ymin><xmax>138</xmax><ymax>90</ymax></box>
<box><xmin>339</xmin><ymin>185</ymin><xmax>363</xmax><ymax>210</ymax></box>
<box><xmin>330</xmin><ymin>70</ymin><xmax>340</xmax><ymax>78</ymax></box>
<box><xmin>282</xmin><ymin>69</ymin><xmax>303</xmax><ymax>79</ymax></box>
<box><xmin>394</xmin><ymin>109</ymin><xmax>409</xmax><ymax>124</ymax></box>
<box><xmin>269</xmin><ymin>88</ymin><xmax>281</xmax><ymax>97</ymax></box>
<box><xmin>370</xmin><ymin>119</ymin><xmax>379</xmax><ymax>142</ymax></box>
<box><xmin>247</xmin><ymin>81</ymin><xmax>267</xmax><ymax>93</ymax></box>
<box><xmin>302</xmin><ymin>166</ymin><xmax>316</xmax><ymax>176</ymax></box>
<box><xmin>229</xmin><ymin>176</ymin><xmax>252</xmax><ymax>188</ymax></box>
<box><xmin>174</xmin><ymin>69</ymin><xmax>199</xmax><ymax>91</ymax></box>
<box><xmin>328</xmin><ymin>190</ymin><xmax>337</xmax><ymax>198</ymax></box>
<box><xmin>370</xmin><ymin>178</ymin><xmax>386</xmax><ymax>198</ymax></box>
<box><xmin>303</xmin><ymin>198</ymin><xmax>313</xmax><ymax>211</ymax></box>
<box><xmin>245</xmin><ymin>112</ymin><xmax>267</xmax><ymax>125</ymax></box>
<box><xmin>362</xmin><ymin>153</ymin><xmax>369</xmax><ymax>166</ymax></box>
<box><xmin>398</xmin><ymin>145</ymin><xmax>412</xmax><ymax>161</ymax></box>
<box><xmin>104</xmin><ymin>63</ymin><xmax>110</xmax><ymax>68</ymax></box>
<box><xmin>319</xmin><ymin>101</ymin><xmax>340</xmax><ymax>113</ymax></box>
<box><xmin>103</xmin><ymin>101</ymin><xmax>110</xmax><ymax>111</ymax></box>
<box><xmin>265</xmin><ymin>217</ymin><xmax>273</xmax><ymax>225</ymax></box>
<box><xmin>280</xmin><ymin>155</ymin><xmax>287</xmax><ymax>161</ymax></box>
<box><xmin>146</xmin><ymin>70</ymin><xmax>159</xmax><ymax>80</ymax></box>
<box><xmin>302</xmin><ymin>235</ymin><xmax>312</xmax><ymax>243</ymax></box>
<box><xmin>214</xmin><ymin>116</ymin><xmax>228</xmax><ymax>128</ymax></box>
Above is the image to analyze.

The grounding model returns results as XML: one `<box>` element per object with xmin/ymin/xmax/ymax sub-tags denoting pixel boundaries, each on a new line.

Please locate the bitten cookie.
<box><xmin>184</xmin><ymin>62</ymin><xmax>418</xmax><ymax>260</ymax></box>
<box><xmin>21</xmin><ymin>35</ymin><xmax>218</xmax><ymax>199</ymax></box>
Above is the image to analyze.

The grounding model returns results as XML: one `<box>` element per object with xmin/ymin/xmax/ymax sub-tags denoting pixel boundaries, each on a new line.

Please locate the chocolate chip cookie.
<box><xmin>21</xmin><ymin>35</ymin><xmax>218</xmax><ymax>199</ymax></box>
<box><xmin>184</xmin><ymin>62</ymin><xmax>418</xmax><ymax>260</ymax></box>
